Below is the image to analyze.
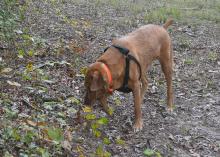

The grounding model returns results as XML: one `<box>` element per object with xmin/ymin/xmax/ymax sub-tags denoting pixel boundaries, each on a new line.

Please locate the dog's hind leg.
<box><xmin>159</xmin><ymin>47</ymin><xmax>174</xmax><ymax>111</ymax></box>
<box><xmin>140</xmin><ymin>75</ymin><xmax>148</xmax><ymax>101</ymax></box>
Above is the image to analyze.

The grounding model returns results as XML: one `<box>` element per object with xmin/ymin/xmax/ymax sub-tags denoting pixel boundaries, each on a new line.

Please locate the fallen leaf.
<box><xmin>26</xmin><ymin>120</ymin><xmax>46</xmax><ymax>127</ymax></box>
<box><xmin>77</xmin><ymin>145</ymin><xmax>85</xmax><ymax>157</ymax></box>
<box><xmin>1</xmin><ymin>68</ymin><xmax>12</xmax><ymax>73</ymax></box>
<box><xmin>7</xmin><ymin>80</ymin><xmax>21</xmax><ymax>87</ymax></box>
<box><xmin>64</xmin><ymin>128</ymin><xmax>73</xmax><ymax>142</ymax></box>
<box><xmin>26</xmin><ymin>120</ymin><xmax>37</xmax><ymax>126</ymax></box>
<box><xmin>61</xmin><ymin>140</ymin><xmax>72</xmax><ymax>151</ymax></box>
<box><xmin>26</xmin><ymin>62</ymin><xmax>33</xmax><ymax>71</ymax></box>
<box><xmin>85</xmin><ymin>114</ymin><xmax>96</xmax><ymax>120</ymax></box>
<box><xmin>82</xmin><ymin>106</ymin><xmax>92</xmax><ymax>112</ymax></box>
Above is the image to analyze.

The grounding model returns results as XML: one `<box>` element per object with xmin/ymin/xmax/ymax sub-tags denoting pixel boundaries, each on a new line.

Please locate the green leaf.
<box><xmin>26</xmin><ymin>62</ymin><xmax>33</xmax><ymax>71</ymax></box>
<box><xmin>103</xmin><ymin>137</ymin><xmax>111</xmax><ymax>145</ymax></box>
<box><xmin>93</xmin><ymin>129</ymin><xmax>101</xmax><ymax>138</ymax></box>
<box><xmin>38</xmin><ymin>148</ymin><xmax>50</xmax><ymax>157</ymax></box>
<box><xmin>66</xmin><ymin>97</ymin><xmax>80</xmax><ymax>105</ymax></box>
<box><xmin>91</xmin><ymin>122</ymin><xmax>100</xmax><ymax>130</ymax></box>
<box><xmin>143</xmin><ymin>149</ymin><xmax>155</xmax><ymax>156</ymax></box>
<box><xmin>22</xmin><ymin>34</ymin><xmax>31</xmax><ymax>40</ymax></box>
<box><xmin>4</xmin><ymin>108</ymin><xmax>18</xmax><ymax>119</ymax></box>
<box><xmin>104</xmin><ymin>151</ymin><xmax>111</xmax><ymax>157</ymax></box>
<box><xmin>4</xmin><ymin>151</ymin><xmax>13</xmax><ymax>157</ymax></box>
<box><xmin>96</xmin><ymin>117</ymin><xmax>109</xmax><ymax>125</ymax></box>
<box><xmin>22</xmin><ymin>73</ymin><xmax>32</xmax><ymax>80</ymax></box>
<box><xmin>12</xmin><ymin>128</ymin><xmax>21</xmax><ymax>141</ymax></box>
<box><xmin>107</xmin><ymin>107</ymin><xmax>114</xmax><ymax>116</ymax></box>
<box><xmin>116</xmin><ymin>138</ymin><xmax>125</xmax><ymax>145</ymax></box>
<box><xmin>18</xmin><ymin>49</ymin><xmax>25</xmax><ymax>58</ymax></box>
<box><xmin>85</xmin><ymin>114</ymin><xmax>96</xmax><ymax>120</ymax></box>
<box><xmin>23</xmin><ymin>130</ymin><xmax>35</xmax><ymax>144</ymax></box>
<box><xmin>80</xmin><ymin>67</ymin><xmax>88</xmax><ymax>76</ymax></box>
<box><xmin>27</xmin><ymin>50</ymin><xmax>34</xmax><ymax>57</ymax></box>
<box><xmin>155</xmin><ymin>152</ymin><xmax>162</xmax><ymax>157</ymax></box>
<box><xmin>67</xmin><ymin>108</ymin><xmax>77</xmax><ymax>115</ymax></box>
<box><xmin>114</xmin><ymin>97</ymin><xmax>121</xmax><ymax>105</ymax></box>
<box><xmin>47</xmin><ymin>127</ymin><xmax>64</xmax><ymax>143</ymax></box>
<box><xmin>96</xmin><ymin>145</ymin><xmax>104</xmax><ymax>156</ymax></box>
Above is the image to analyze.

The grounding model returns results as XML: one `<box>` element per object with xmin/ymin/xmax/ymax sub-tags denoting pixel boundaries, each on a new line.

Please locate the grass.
<box><xmin>73</xmin><ymin>0</ymin><xmax>220</xmax><ymax>25</ymax></box>
<box><xmin>144</xmin><ymin>7</ymin><xmax>181</xmax><ymax>23</ymax></box>
<box><xmin>184</xmin><ymin>58</ymin><xmax>193</xmax><ymax>65</ymax></box>
<box><xmin>208</xmin><ymin>51</ymin><xmax>218</xmax><ymax>61</ymax></box>
<box><xmin>144</xmin><ymin>0</ymin><xmax>220</xmax><ymax>24</ymax></box>
<box><xmin>166</xmin><ymin>0</ymin><xmax>220</xmax><ymax>24</ymax></box>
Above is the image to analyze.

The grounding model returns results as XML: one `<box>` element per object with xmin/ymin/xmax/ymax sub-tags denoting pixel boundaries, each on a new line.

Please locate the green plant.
<box><xmin>0</xmin><ymin>0</ymin><xmax>18</xmax><ymax>43</ymax></box>
<box><xmin>208</xmin><ymin>51</ymin><xmax>218</xmax><ymax>61</ymax></box>
<box><xmin>145</xmin><ymin>7</ymin><xmax>181</xmax><ymax>23</ymax></box>
<box><xmin>144</xmin><ymin>149</ymin><xmax>161</xmax><ymax>157</ymax></box>
<box><xmin>184</xmin><ymin>58</ymin><xmax>193</xmax><ymax>65</ymax></box>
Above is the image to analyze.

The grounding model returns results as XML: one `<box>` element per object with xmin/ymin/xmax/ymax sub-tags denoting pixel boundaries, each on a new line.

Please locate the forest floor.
<box><xmin>0</xmin><ymin>0</ymin><xmax>220</xmax><ymax>156</ymax></box>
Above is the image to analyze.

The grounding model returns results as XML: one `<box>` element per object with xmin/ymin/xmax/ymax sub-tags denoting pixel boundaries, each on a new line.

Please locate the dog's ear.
<box><xmin>90</xmin><ymin>70</ymin><xmax>103</xmax><ymax>91</ymax></box>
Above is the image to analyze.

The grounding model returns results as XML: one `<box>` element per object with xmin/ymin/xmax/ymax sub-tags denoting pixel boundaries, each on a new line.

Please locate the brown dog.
<box><xmin>84</xmin><ymin>19</ymin><xmax>174</xmax><ymax>132</ymax></box>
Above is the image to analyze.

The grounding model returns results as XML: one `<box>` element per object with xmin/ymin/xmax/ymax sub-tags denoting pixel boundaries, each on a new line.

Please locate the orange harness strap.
<box><xmin>99</xmin><ymin>62</ymin><xmax>113</xmax><ymax>94</ymax></box>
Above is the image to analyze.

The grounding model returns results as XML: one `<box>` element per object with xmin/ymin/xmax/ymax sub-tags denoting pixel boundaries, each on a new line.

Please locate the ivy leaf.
<box><xmin>96</xmin><ymin>117</ymin><xmax>109</xmax><ymax>125</ymax></box>
<box><xmin>143</xmin><ymin>149</ymin><xmax>155</xmax><ymax>156</ymax></box>
<box><xmin>47</xmin><ymin>127</ymin><xmax>64</xmax><ymax>143</ymax></box>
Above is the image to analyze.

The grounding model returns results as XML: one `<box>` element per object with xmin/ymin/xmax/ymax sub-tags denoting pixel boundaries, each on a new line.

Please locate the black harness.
<box><xmin>104</xmin><ymin>45</ymin><xmax>142</xmax><ymax>93</ymax></box>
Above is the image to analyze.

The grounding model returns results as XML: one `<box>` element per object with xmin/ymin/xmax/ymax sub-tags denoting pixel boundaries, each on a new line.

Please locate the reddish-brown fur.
<box><xmin>84</xmin><ymin>19</ymin><xmax>174</xmax><ymax>132</ymax></box>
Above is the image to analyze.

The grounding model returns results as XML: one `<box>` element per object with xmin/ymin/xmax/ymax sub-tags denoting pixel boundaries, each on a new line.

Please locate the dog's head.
<box><xmin>84</xmin><ymin>63</ymin><xmax>107</xmax><ymax>106</ymax></box>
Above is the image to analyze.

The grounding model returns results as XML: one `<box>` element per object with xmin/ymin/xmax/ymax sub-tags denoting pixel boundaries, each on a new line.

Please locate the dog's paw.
<box><xmin>133</xmin><ymin>120</ymin><xmax>143</xmax><ymax>132</ymax></box>
<box><xmin>167</xmin><ymin>107</ymin><xmax>173</xmax><ymax>112</ymax></box>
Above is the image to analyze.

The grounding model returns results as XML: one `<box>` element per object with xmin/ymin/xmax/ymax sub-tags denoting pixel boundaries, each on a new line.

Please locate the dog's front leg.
<box><xmin>100</xmin><ymin>96</ymin><xmax>110</xmax><ymax>115</ymax></box>
<box><xmin>132</xmin><ymin>81</ymin><xmax>143</xmax><ymax>132</ymax></box>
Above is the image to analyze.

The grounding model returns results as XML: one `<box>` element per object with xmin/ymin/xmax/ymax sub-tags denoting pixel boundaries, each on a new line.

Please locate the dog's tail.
<box><xmin>163</xmin><ymin>18</ymin><xmax>173</xmax><ymax>29</ymax></box>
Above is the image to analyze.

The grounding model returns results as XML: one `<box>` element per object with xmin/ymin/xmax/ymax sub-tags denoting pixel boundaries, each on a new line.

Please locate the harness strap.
<box><xmin>104</xmin><ymin>45</ymin><xmax>142</xmax><ymax>93</ymax></box>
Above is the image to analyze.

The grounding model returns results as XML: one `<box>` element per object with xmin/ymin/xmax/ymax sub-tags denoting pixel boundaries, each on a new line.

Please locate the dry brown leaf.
<box><xmin>1</xmin><ymin>68</ymin><xmax>12</xmax><ymax>73</ymax></box>
<box><xmin>61</xmin><ymin>140</ymin><xmax>72</xmax><ymax>151</ymax></box>
<box><xmin>26</xmin><ymin>120</ymin><xmax>47</xmax><ymax>127</ymax></box>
